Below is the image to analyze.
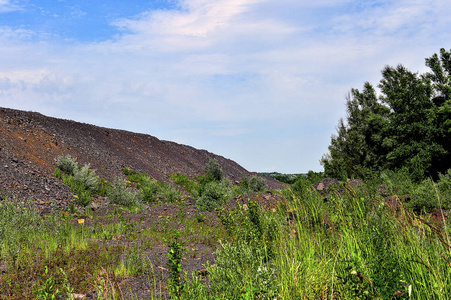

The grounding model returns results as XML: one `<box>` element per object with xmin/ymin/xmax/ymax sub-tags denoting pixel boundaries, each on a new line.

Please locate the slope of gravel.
<box><xmin>0</xmin><ymin>107</ymin><xmax>283</xmax><ymax>210</ymax></box>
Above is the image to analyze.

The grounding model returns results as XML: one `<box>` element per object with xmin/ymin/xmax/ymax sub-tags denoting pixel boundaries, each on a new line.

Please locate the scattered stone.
<box><xmin>86</xmin><ymin>202</ymin><xmax>99</xmax><ymax>211</ymax></box>
<box><xmin>313</xmin><ymin>178</ymin><xmax>340</xmax><ymax>193</ymax></box>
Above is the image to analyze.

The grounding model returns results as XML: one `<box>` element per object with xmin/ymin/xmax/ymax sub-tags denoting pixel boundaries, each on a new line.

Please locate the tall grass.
<box><xmin>275</xmin><ymin>183</ymin><xmax>451</xmax><ymax>299</ymax></box>
<box><xmin>178</xmin><ymin>181</ymin><xmax>451</xmax><ymax>299</ymax></box>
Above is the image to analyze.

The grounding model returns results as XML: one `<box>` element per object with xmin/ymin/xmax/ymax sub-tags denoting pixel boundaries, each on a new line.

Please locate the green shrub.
<box><xmin>73</xmin><ymin>164</ymin><xmax>99</xmax><ymax>193</ymax></box>
<box><xmin>407</xmin><ymin>178</ymin><xmax>439</xmax><ymax>213</ymax></box>
<box><xmin>289</xmin><ymin>175</ymin><xmax>319</xmax><ymax>201</ymax></box>
<box><xmin>77</xmin><ymin>190</ymin><xmax>93</xmax><ymax>207</ymax></box>
<box><xmin>97</xmin><ymin>177</ymin><xmax>111</xmax><ymax>197</ymax></box>
<box><xmin>217</xmin><ymin>199</ymin><xmax>279</xmax><ymax>252</ymax></box>
<box><xmin>123</xmin><ymin>168</ymin><xmax>151</xmax><ymax>184</ymax></box>
<box><xmin>108</xmin><ymin>179</ymin><xmax>142</xmax><ymax>207</ymax></box>
<box><xmin>159</xmin><ymin>183</ymin><xmax>183</xmax><ymax>203</ymax></box>
<box><xmin>53</xmin><ymin>168</ymin><xmax>63</xmax><ymax>179</ymax></box>
<box><xmin>437</xmin><ymin>169</ymin><xmax>451</xmax><ymax>209</ymax></box>
<box><xmin>56</xmin><ymin>155</ymin><xmax>78</xmax><ymax>175</ymax></box>
<box><xmin>167</xmin><ymin>238</ymin><xmax>186</xmax><ymax>298</ymax></box>
<box><xmin>248</xmin><ymin>175</ymin><xmax>267</xmax><ymax>193</ymax></box>
<box><xmin>197</xmin><ymin>181</ymin><xmax>228</xmax><ymax>212</ymax></box>
<box><xmin>205</xmin><ymin>159</ymin><xmax>224</xmax><ymax>182</ymax></box>
<box><xmin>139</xmin><ymin>180</ymin><xmax>160</xmax><ymax>203</ymax></box>
<box><xmin>169</xmin><ymin>172</ymin><xmax>201</xmax><ymax>195</ymax></box>
<box><xmin>380</xmin><ymin>169</ymin><xmax>416</xmax><ymax>196</ymax></box>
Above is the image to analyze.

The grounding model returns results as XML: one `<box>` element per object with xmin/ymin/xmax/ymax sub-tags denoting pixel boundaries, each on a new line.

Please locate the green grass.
<box><xmin>174</xmin><ymin>180</ymin><xmax>451</xmax><ymax>299</ymax></box>
<box><xmin>3</xmin><ymin>162</ymin><xmax>451</xmax><ymax>299</ymax></box>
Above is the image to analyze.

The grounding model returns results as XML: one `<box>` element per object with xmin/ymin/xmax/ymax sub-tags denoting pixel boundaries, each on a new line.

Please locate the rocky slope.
<box><xmin>0</xmin><ymin>107</ymin><xmax>282</xmax><ymax>210</ymax></box>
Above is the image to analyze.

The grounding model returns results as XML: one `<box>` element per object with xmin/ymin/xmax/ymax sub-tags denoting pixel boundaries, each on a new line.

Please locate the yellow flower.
<box><xmin>78</xmin><ymin>219</ymin><xmax>85</xmax><ymax>224</ymax></box>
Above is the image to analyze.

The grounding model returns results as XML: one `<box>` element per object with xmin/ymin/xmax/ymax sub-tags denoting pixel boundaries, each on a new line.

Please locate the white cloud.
<box><xmin>0</xmin><ymin>0</ymin><xmax>450</xmax><ymax>172</ymax></box>
<box><xmin>0</xmin><ymin>0</ymin><xmax>20</xmax><ymax>13</ymax></box>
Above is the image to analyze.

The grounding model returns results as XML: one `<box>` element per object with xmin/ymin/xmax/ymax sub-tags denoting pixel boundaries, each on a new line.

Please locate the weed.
<box><xmin>59</xmin><ymin>268</ymin><xmax>74</xmax><ymax>299</ymax></box>
<box><xmin>68</xmin><ymin>203</ymin><xmax>77</xmax><ymax>214</ymax></box>
<box><xmin>53</xmin><ymin>168</ymin><xmax>62</xmax><ymax>179</ymax></box>
<box><xmin>196</xmin><ymin>213</ymin><xmax>205</xmax><ymax>223</ymax></box>
<box><xmin>37</xmin><ymin>266</ymin><xmax>62</xmax><ymax>300</ymax></box>
<box><xmin>167</xmin><ymin>237</ymin><xmax>186</xmax><ymax>299</ymax></box>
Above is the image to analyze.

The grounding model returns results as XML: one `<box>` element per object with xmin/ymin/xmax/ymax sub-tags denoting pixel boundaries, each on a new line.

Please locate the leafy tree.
<box><xmin>378</xmin><ymin>64</ymin><xmax>445</xmax><ymax>181</ymax></box>
<box><xmin>323</xmin><ymin>82</ymin><xmax>388</xmax><ymax>179</ymax></box>
<box><xmin>424</xmin><ymin>48</ymin><xmax>451</xmax><ymax>175</ymax></box>
<box><xmin>323</xmin><ymin>48</ymin><xmax>451</xmax><ymax>181</ymax></box>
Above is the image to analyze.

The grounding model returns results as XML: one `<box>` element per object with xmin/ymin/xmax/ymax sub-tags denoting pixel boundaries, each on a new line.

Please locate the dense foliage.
<box><xmin>323</xmin><ymin>48</ymin><xmax>451</xmax><ymax>181</ymax></box>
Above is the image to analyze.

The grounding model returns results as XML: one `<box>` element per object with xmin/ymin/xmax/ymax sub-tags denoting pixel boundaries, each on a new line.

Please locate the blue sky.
<box><xmin>1</xmin><ymin>0</ymin><xmax>450</xmax><ymax>173</ymax></box>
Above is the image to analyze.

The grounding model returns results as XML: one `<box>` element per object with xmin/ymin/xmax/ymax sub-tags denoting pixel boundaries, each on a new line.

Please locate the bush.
<box><xmin>56</xmin><ymin>155</ymin><xmax>78</xmax><ymax>175</ymax></box>
<box><xmin>169</xmin><ymin>172</ymin><xmax>201</xmax><ymax>195</ymax></box>
<box><xmin>108</xmin><ymin>179</ymin><xmax>142</xmax><ymax>207</ymax></box>
<box><xmin>197</xmin><ymin>181</ymin><xmax>228</xmax><ymax>212</ymax></box>
<box><xmin>437</xmin><ymin>169</ymin><xmax>451</xmax><ymax>209</ymax></box>
<box><xmin>159</xmin><ymin>183</ymin><xmax>183</xmax><ymax>203</ymax></box>
<box><xmin>406</xmin><ymin>178</ymin><xmax>439</xmax><ymax>213</ymax></box>
<box><xmin>248</xmin><ymin>175</ymin><xmax>267</xmax><ymax>193</ymax></box>
<box><xmin>73</xmin><ymin>164</ymin><xmax>99</xmax><ymax>193</ymax></box>
<box><xmin>123</xmin><ymin>168</ymin><xmax>150</xmax><ymax>184</ymax></box>
<box><xmin>380</xmin><ymin>169</ymin><xmax>415</xmax><ymax>196</ymax></box>
<box><xmin>139</xmin><ymin>180</ymin><xmax>160</xmax><ymax>203</ymax></box>
<box><xmin>205</xmin><ymin>159</ymin><xmax>224</xmax><ymax>182</ymax></box>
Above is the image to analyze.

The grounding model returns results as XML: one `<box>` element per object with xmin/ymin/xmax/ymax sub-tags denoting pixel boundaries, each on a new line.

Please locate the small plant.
<box><xmin>37</xmin><ymin>266</ymin><xmax>62</xmax><ymax>300</ymax></box>
<box><xmin>68</xmin><ymin>203</ymin><xmax>76</xmax><ymax>214</ymax></box>
<box><xmin>59</xmin><ymin>268</ymin><xmax>74</xmax><ymax>299</ymax></box>
<box><xmin>140</xmin><ymin>180</ymin><xmax>160</xmax><ymax>203</ymax></box>
<box><xmin>177</xmin><ymin>207</ymin><xmax>186</xmax><ymax>220</ymax></box>
<box><xmin>56</xmin><ymin>154</ymin><xmax>78</xmax><ymax>175</ymax></box>
<box><xmin>53</xmin><ymin>168</ymin><xmax>62</xmax><ymax>179</ymax></box>
<box><xmin>170</xmin><ymin>172</ymin><xmax>201</xmax><ymax>195</ymax></box>
<box><xmin>167</xmin><ymin>237</ymin><xmax>186</xmax><ymax>299</ymax></box>
<box><xmin>108</xmin><ymin>179</ymin><xmax>142</xmax><ymax>207</ymax></box>
<box><xmin>97</xmin><ymin>177</ymin><xmax>111</xmax><ymax>197</ymax></box>
<box><xmin>73</xmin><ymin>163</ymin><xmax>99</xmax><ymax>193</ymax></box>
<box><xmin>196</xmin><ymin>213</ymin><xmax>205</xmax><ymax>223</ymax></box>
<box><xmin>160</xmin><ymin>183</ymin><xmax>183</xmax><ymax>203</ymax></box>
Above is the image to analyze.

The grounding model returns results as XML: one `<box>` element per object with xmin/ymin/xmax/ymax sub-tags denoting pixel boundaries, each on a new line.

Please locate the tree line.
<box><xmin>322</xmin><ymin>48</ymin><xmax>451</xmax><ymax>181</ymax></box>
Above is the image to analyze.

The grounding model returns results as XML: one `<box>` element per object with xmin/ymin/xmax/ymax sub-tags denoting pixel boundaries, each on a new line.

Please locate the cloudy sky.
<box><xmin>0</xmin><ymin>0</ymin><xmax>450</xmax><ymax>173</ymax></box>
